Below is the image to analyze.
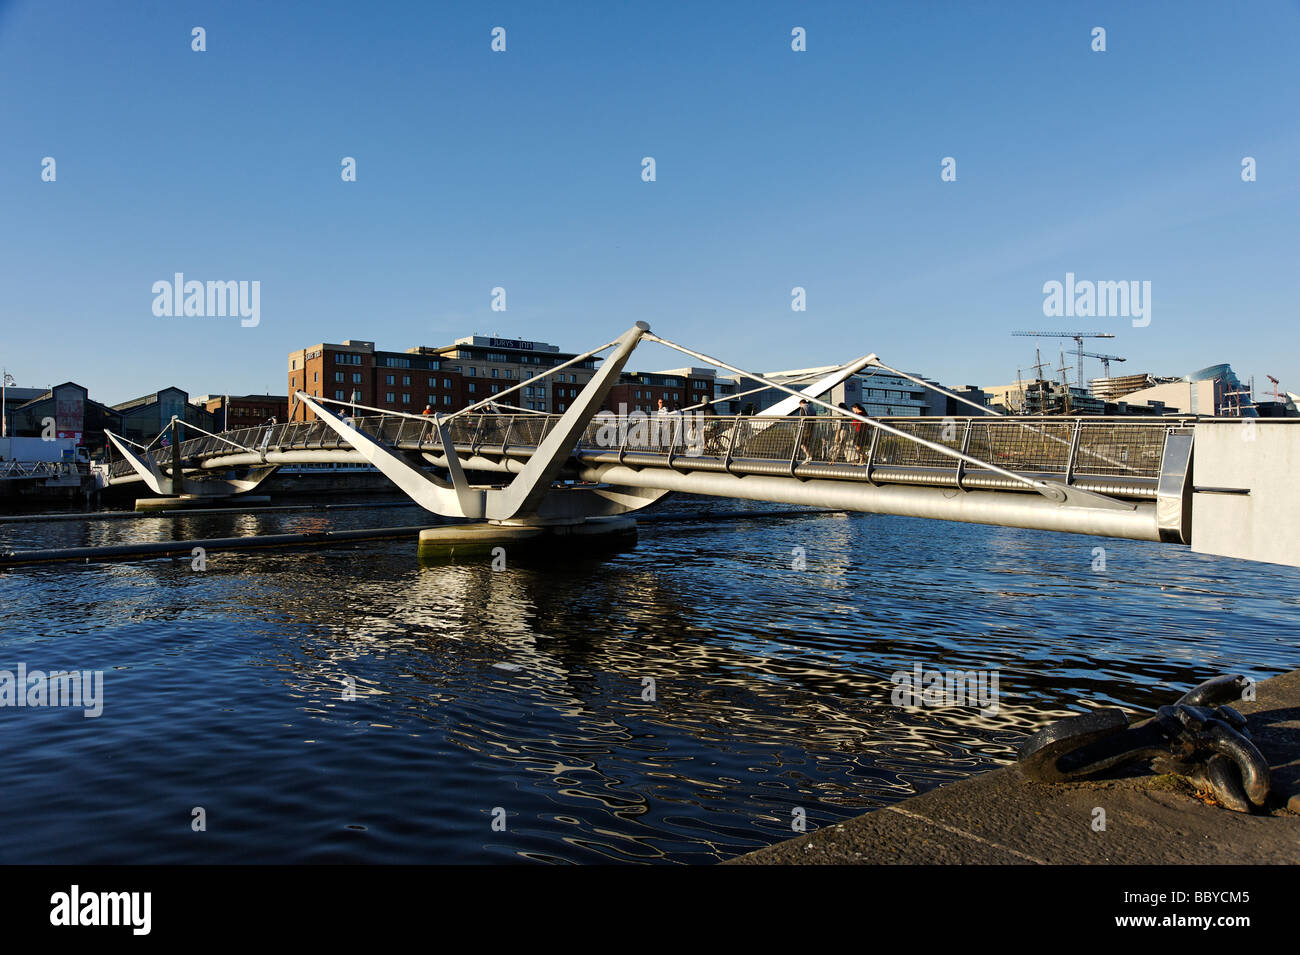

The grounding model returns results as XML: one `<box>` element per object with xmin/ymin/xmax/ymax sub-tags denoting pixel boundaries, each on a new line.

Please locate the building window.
<box><xmin>386</xmin><ymin>392</ymin><xmax>396</xmax><ymax>402</ymax></box>
<box><xmin>468</xmin><ymin>367</ymin><xmax>477</xmax><ymax>377</ymax></box>
<box><xmin>402</xmin><ymin>376</ymin><xmax>411</xmax><ymax>386</ymax></box>
<box><xmin>313</xmin><ymin>372</ymin><xmax>318</xmax><ymax>382</ymax></box>
<box><xmin>490</xmin><ymin>384</ymin><xmax>499</xmax><ymax>394</ymax></box>
<box><xmin>468</xmin><ymin>383</ymin><xmax>476</xmax><ymax>394</ymax></box>
<box><xmin>442</xmin><ymin>379</ymin><xmax>451</xmax><ymax>389</ymax></box>
<box><xmin>558</xmin><ymin>403</ymin><xmax>566</xmax><ymax>412</ymax></box>
<box><xmin>402</xmin><ymin>394</ymin><xmax>411</xmax><ymax>404</ymax></box>
<box><xmin>335</xmin><ymin>390</ymin><xmax>345</xmax><ymax>400</ymax></box>
<box><xmin>352</xmin><ymin>373</ymin><xmax>361</xmax><ymax>384</ymax></box>
<box><xmin>386</xmin><ymin>375</ymin><xmax>395</xmax><ymax>386</ymax></box>
<box><xmin>443</xmin><ymin>396</ymin><xmax>451</xmax><ymax>406</ymax></box>
<box><xmin>428</xmin><ymin>378</ymin><xmax>434</xmax><ymax>387</ymax></box>
<box><xmin>334</xmin><ymin>372</ymin><xmax>343</xmax><ymax>383</ymax></box>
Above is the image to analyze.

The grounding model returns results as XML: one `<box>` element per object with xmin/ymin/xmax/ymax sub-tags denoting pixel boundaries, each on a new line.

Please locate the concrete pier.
<box><xmin>730</xmin><ymin>668</ymin><xmax>1300</xmax><ymax>865</ymax></box>
<box><xmin>417</xmin><ymin>515</ymin><xmax>637</xmax><ymax>561</ymax></box>
<box><xmin>134</xmin><ymin>494</ymin><xmax>273</xmax><ymax>511</ymax></box>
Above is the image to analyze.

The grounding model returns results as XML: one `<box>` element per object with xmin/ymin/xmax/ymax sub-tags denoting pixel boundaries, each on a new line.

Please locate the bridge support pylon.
<box><xmin>297</xmin><ymin>322</ymin><xmax>669</xmax><ymax>559</ymax></box>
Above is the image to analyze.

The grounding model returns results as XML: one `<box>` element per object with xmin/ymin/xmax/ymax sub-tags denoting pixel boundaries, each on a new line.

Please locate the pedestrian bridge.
<box><xmin>100</xmin><ymin>323</ymin><xmax>1300</xmax><ymax>568</ymax></box>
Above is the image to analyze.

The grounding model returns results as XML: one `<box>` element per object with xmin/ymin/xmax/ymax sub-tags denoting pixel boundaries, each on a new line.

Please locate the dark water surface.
<box><xmin>1</xmin><ymin>497</ymin><xmax>1297</xmax><ymax>863</ymax></box>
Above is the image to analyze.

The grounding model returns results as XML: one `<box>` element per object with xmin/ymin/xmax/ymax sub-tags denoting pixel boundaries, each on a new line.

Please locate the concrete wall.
<box><xmin>1192</xmin><ymin>420</ymin><xmax>1300</xmax><ymax>568</ymax></box>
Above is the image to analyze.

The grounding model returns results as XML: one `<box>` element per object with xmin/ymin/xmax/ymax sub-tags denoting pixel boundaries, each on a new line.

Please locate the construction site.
<box><xmin>987</xmin><ymin>330</ymin><xmax>1297</xmax><ymax>418</ymax></box>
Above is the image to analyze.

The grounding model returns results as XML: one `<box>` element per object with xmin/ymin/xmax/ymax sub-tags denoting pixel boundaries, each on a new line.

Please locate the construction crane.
<box><xmin>1073</xmin><ymin>348</ymin><xmax>1127</xmax><ymax>378</ymax></box>
<box><xmin>1012</xmin><ymin>331</ymin><xmax>1116</xmax><ymax>389</ymax></box>
<box><xmin>1267</xmin><ymin>374</ymin><xmax>1281</xmax><ymax>402</ymax></box>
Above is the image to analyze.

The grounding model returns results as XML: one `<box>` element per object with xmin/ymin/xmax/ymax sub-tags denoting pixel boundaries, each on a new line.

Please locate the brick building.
<box><xmin>193</xmin><ymin>394</ymin><xmax>290</xmax><ymax>430</ymax></box>
<box><xmin>428</xmin><ymin>336</ymin><xmax>596</xmax><ymax>413</ymax></box>
<box><xmin>604</xmin><ymin>367</ymin><xmax>717</xmax><ymax>414</ymax></box>
<box><xmin>288</xmin><ymin>335</ymin><xmax>724</xmax><ymax>421</ymax></box>
<box><xmin>287</xmin><ymin>340</ymin><xmax>465</xmax><ymax>422</ymax></box>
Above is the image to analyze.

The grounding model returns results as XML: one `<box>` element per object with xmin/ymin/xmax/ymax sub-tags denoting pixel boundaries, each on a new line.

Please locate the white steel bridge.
<box><xmin>100</xmin><ymin>324</ymin><xmax>1299</xmax><ymax>567</ymax></box>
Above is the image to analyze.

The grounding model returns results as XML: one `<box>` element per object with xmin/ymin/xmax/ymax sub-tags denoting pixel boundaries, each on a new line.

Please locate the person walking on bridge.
<box><xmin>848</xmin><ymin>402</ymin><xmax>869</xmax><ymax>464</ymax></box>
<box><xmin>829</xmin><ymin>402</ymin><xmax>851</xmax><ymax>462</ymax></box>
<box><xmin>793</xmin><ymin>399</ymin><xmax>814</xmax><ymax>463</ymax></box>
<box><xmin>697</xmin><ymin>395</ymin><xmax>718</xmax><ymax>454</ymax></box>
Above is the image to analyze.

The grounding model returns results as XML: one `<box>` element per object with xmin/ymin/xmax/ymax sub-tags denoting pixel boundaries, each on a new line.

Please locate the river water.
<box><xmin>1</xmin><ymin>496</ymin><xmax>1296</xmax><ymax>863</ymax></box>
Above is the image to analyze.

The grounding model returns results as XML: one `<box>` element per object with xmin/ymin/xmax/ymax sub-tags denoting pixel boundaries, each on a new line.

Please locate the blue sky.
<box><xmin>2</xmin><ymin>0</ymin><xmax>1297</xmax><ymax>404</ymax></box>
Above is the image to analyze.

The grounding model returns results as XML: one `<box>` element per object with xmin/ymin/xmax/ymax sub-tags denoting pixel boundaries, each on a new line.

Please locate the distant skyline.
<box><xmin>2</xmin><ymin>1</ymin><xmax>1297</xmax><ymax>405</ymax></box>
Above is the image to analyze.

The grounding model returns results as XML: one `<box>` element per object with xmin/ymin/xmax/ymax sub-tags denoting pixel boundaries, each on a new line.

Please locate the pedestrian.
<box><xmin>848</xmin><ymin>402</ymin><xmax>869</xmax><ymax>464</ymax></box>
<box><xmin>697</xmin><ymin>396</ymin><xmax>717</xmax><ymax>453</ymax></box>
<box><xmin>793</xmin><ymin>399</ymin><xmax>814</xmax><ymax>463</ymax></box>
<box><xmin>830</xmin><ymin>402</ymin><xmax>851</xmax><ymax>462</ymax></box>
<box><xmin>655</xmin><ymin>397</ymin><xmax>672</xmax><ymax>449</ymax></box>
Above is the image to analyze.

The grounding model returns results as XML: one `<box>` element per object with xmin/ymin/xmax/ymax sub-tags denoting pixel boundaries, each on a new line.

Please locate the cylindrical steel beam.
<box><xmin>575</xmin><ymin>464</ymin><xmax>1163</xmax><ymax>542</ymax></box>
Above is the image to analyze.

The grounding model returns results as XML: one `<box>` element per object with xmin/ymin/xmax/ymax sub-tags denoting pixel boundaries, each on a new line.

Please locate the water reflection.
<box><xmin>0</xmin><ymin>499</ymin><xmax>1297</xmax><ymax>863</ymax></box>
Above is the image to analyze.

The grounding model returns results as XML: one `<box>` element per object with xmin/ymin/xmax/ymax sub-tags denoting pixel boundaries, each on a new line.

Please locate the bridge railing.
<box><xmin>563</xmin><ymin>414</ymin><xmax>1172</xmax><ymax>476</ymax></box>
<box><xmin>107</xmin><ymin>411</ymin><xmax>1183</xmax><ymax>494</ymax></box>
<box><xmin>0</xmin><ymin>460</ymin><xmax>86</xmax><ymax>480</ymax></box>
